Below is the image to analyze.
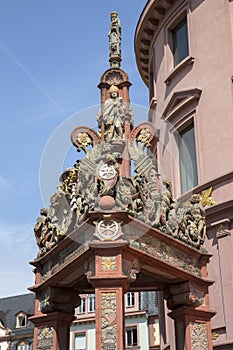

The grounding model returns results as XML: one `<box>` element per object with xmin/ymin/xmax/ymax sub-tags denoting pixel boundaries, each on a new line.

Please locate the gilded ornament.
<box><xmin>137</xmin><ymin>128</ymin><xmax>152</xmax><ymax>147</ymax></box>
<box><xmin>190</xmin><ymin>322</ymin><xmax>208</xmax><ymax>350</ymax></box>
<box><xmin>199</xmin><ymin>187</ymin><xmax>216</xmax><ymax>207</ymax></box>
<box><xmin>212</xmin><ymin>331</ymin><xmax>219</xmax><ymax>340</ymax></box>
<box><xmin>108</xmin><ymin>84</ymin><xmax>119</xmax><ymax>93</ymax></box>
<box><xmin>76</xmin><ymin>132</ymin><xmax>92</xmax><ymax>147</ymax></box>
<box><xmin>101</xmin><ymin>256</ymin><xmax>117</xmax><ymax>271</ymax></box>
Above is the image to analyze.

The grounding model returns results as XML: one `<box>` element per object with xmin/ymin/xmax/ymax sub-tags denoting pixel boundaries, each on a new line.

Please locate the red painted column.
<box><xmin>169</xmin><ymin>307</ymin><xmax>215</xmax><ymax>350</ymax></box>
<box><xmin>89</xmin><ymin>247</ymin><xmax>129</xmax><ymax>350</ymax></box>
<box><xmin>30</xmin><ymin>312</ymin><xmax>75</xmax><ymax>350</ymax></box>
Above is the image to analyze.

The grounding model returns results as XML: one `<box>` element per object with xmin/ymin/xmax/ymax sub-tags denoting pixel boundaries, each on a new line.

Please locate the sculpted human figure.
<box><xmin>166</xmin><ymin>202</ymin><xmax>186</xmax><ymax>238</ymax></box>
<box><xmin>185</xmin><ymin>194</ymin><xmax>206</xmax><ymax>243</ymax></box>
<box><xmin>144</xmin><ymin>183</ymin><xmax>161</xmax><ymax>227</ymax></box>
<box><xmin>101</xmin><ymin>85</ymin><xmax>126</xmax><ymax>141</ymax></box>
<box><xmin>34</xmin><ymin>208</ymin><xmax>58</xmax><ymax>257</ymax></box>
<box><xmin>108</xmin><ymin>11</ymin><xmax>121</xmax><ymax>58</ymax></box>
<box><xmin>147</xmin><ymin>166</ymin><xmax>158</xmax><ymax>183</ymax></box>
<box><xmin>160</xmin><ymin>179</ymin><xmax>174</xmax><ymax>225</ymax></box>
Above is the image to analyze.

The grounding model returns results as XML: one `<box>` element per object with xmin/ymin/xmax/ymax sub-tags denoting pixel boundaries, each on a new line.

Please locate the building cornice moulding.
<box><xmin>135</xmin><ymin>0</ymin><xmax>176</xmax><ymax>86</ymax></box>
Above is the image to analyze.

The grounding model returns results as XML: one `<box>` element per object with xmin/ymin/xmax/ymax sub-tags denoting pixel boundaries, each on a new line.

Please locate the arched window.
<box><xmin>16</xmin><ymin>312</ymin><xmax>27</xmax><ymax>328</ymax></box>
<box><xmin>17</xmin><ymin>341</ymin><xmax>29</xmax><ymax>350</ymax></box>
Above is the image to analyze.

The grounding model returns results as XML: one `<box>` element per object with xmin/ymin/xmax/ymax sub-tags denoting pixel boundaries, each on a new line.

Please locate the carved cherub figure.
<box><xmin>185</xmin><ymin>194</ymin><xmax>206</xmax><ymax>245</ymax></box>
<box><xmin>160</xmin><ymin>179</ymin><xmax>174</xmax><ymax>226</ymax></box>
<box><xmin>34</xmin><ymin>208</ymin><xmax>58</xmax><ymax>257</ymax></box>
<box><xmin>144</xmin><ymin>183</ymin><xmax>161</xmax><ymax>227</ymax></box>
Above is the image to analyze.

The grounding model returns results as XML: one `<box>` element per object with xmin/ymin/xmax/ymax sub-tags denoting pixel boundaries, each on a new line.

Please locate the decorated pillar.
<box><xmin>86</xmin><ymin>212</ymin><xmax>130</xmax><ymax>350</ymax></box>
<box><xmin>29</xmin><ymin>286</ymin><xmax>79</xmax><ymax>350</ymax></box>
<box><xmin>166</xmin><ymin>282</ymin><xmax>215</xmax><ymax>350</ymax></box>
<box><xmin>30</xmin><ymin>312</ymin><xmax>75</xmax><ymax>350</ymax></box>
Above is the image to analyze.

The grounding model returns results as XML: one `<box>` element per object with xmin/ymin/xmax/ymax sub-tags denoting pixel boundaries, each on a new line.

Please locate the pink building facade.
<box><xmin>135</xmin><ymin>0</ymin><xmax>233</xmax><ymax>349</ymax></box>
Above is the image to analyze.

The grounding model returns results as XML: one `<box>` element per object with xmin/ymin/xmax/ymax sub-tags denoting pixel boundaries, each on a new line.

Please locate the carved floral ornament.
<box><xmin>76</xmin><ymin>132</ymin><xmax>92</xmax><ymax>147</ymax></box>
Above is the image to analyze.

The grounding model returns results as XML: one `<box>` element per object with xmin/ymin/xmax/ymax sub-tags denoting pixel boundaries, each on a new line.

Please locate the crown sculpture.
<box><xmin>34</xmin><ymin>12</ymin><xmax>206</xmax><ymax>259</ymax></box>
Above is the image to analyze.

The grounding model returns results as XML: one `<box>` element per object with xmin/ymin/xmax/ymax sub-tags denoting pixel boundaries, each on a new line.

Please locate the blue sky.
<box><xmin>0</xmin><ymin>1</ymin><xmax>149</xmax><ymax>297</ymax></box>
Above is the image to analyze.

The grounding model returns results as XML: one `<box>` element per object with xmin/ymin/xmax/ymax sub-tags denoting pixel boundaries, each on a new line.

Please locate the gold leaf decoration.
<box><xmin>199</xmin><ymin>187</ymin><xmax>216</xmax><ymax>207</ymax></box>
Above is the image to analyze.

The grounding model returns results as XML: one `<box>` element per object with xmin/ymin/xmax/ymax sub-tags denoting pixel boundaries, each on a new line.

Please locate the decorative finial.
<box><xmin>108</xmin><ymin>11</ymin><xmax>121</xmax><ymax>68</ymax></box>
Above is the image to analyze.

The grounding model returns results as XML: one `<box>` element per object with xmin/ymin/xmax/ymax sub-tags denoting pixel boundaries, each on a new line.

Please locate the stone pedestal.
<box><xmin>169</xmin><ymin>307</ymin><xmax>215</xmax><ymax>350</ymax></box>
<box><xmin>30</xmin><ymin>312</ymin><xmax>75</xmax><ymax>350</ymax></box>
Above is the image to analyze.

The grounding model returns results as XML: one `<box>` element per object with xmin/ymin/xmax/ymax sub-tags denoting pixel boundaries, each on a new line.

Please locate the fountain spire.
<box><xmin>108</xmin><ymin>11</ymin><xmax>122</xmax><ymax>68</ymax></box>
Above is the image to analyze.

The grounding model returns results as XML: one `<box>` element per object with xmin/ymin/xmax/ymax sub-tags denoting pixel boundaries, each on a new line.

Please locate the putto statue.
<box><xmin>108</xmin><ymin>11</ymin><xmax>121</xmax><ymax>67</ymax></box>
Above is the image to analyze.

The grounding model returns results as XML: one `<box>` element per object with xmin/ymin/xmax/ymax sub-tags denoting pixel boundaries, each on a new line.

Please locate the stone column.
<box><xmin>30</xmin><ymin>312</ymin><xmax>75</xmax><ymax>350</ymax></box>
<box><xmin>30</xmin><ymin>286</ymin><xmax>79</xmax><ymax>350</ymax></box>
<box><xmin>95</xmin><ymin>286</ymin><xmax>125</xmax><ymax>350</ymax></box>
<box><xmin>169</xmin><ymin>307</ymin><xmax>214</xmax><ymax>350</ymax></box>
<box><xmin>89</xmin><ymin>245</ymin><xmax>129</xmax><ymax>350</ymax></box>
<box><xmin>166</xmin><ymin>282</ymin><xmax>215</xmax><ymax>350</ymax></box>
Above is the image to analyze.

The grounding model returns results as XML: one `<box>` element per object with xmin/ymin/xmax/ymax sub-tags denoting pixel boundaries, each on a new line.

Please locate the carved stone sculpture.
<box><xmin>34</xmin><ymin>208</ymin><xmax>59</xmax><ymax>257</ymax></box>
<box><xmin>99</xmin><ymin>85</ymin><xmax>126</xmax><ymax>141</ymax></box>
<box><xmin>185</xmin><ymin>194</ymin><xmax>206</xmax><ymax>248</ymax></box>
<box><xmin>108</xmin><ymin>12</ymin><xmax>121</xmax><ymax>67</ymax></box>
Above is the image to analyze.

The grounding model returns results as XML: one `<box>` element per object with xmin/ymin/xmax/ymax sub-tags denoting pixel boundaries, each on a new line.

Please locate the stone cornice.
<box><xmin>135</xmin><ymin>0</ymin><xmax>175</xmax><ymax>86</ymax></box>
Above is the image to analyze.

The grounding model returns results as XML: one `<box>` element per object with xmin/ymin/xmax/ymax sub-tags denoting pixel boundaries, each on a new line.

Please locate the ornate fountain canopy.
<box><xmin>34</xmin><ymin>13</ymin><xmax>207</xmax><ymax>259</ymax></box>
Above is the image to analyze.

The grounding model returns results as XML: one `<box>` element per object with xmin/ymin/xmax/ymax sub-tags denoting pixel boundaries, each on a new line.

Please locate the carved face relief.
<box><xmin>98</xmin><ymin>164</ymin><xmax>116</xmax><ymax>180</ymax></box>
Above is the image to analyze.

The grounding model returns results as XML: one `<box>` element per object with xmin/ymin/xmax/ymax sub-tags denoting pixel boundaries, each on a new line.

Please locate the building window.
<box><xmin>172</xmin><ymin>17</ymin><xmax>189</xmax><ymax>66</ymax></box>
<box><xmin>16</xmin><ymin>312</ymin><xmax>27</xmax><ymax>328</ymax></box>
<box><xmin>75</xmin><ymin>333</ymin><xmax>86</xmax><ymax>350</ymax></box>
<box><xmin>77</xmin><ymin>297</ymin><xmax>86</xmax><ymax>314</ymax></box>
<box><xmin>88</xmin><ymin>294</ymin><xmax>95</xmax><ymax>312</ymax></box>
<box><xmin>179</xmin><ymin>123</ymin><xmax>198</xmax><ymax>193</ymax></box>
<box><xmin>126</xmin><ymin>327</ymin><xmax>138</xmax><ymax>347</ymax></box>
<box><xmin>126</xmin><ymin>292</ymin><xmax>135</xmax><ymax>307</ymax></box>
<box><xmin>17</xmin><ymin>341</ymin><xmax>29</xmax><ymax>350</ymax></box>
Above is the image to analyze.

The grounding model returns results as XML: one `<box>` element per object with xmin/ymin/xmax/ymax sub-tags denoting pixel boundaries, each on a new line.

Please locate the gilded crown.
<box><xmin>108</xmin><ymin>85</ymin><xmax>119</xmax><ymax>93</ymax></box>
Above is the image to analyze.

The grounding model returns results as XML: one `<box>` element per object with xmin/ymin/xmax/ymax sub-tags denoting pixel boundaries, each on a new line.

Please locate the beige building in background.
<box><xmin>70</xmin><ymin>292</ymin><xmax>160</xmax><ymax>350</ymax></box>
<box><xmin>135</xmin><ymin>0</ymin><xmax>233</xmax><ymax>349</ymax></box>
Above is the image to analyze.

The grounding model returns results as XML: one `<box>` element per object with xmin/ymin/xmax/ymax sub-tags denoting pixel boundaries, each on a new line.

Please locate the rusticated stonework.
<box><xmin>190</xmin><ymin>322</ymin><xmax>208</xmax><ymax>350</ymax></box>
<box><xmin>131</xmin><ymin>234</ymin><xmax>201</xmax><ymax>277</ymax></box>
<box><xmin>101</xmin><ymin>292</ymin><xmax>117</xmax><ymax>350</ymax></box>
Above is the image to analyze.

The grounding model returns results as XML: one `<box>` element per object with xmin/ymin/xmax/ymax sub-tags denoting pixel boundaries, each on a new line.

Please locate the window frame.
<box><xmin>126</xmin><ymin>326</ymin><xmax>138</xmax><ymax>348</ymax></box>
<box><xmin>77</xmin><ymin>297</ymin><xmax>86</xmax><ymax>314</ymax></box>
<box><xmin>88</xmin><ymin>294</ymin><xmax>95</xmax><ymax>313</ymax></box>
<box><xmin>17</xmin><ymin>340</ymin><xmax>30</xmax><ymax>350</ymax></box>
<box><xmin>161</xmin><ymin>88</ymin><xmax>201</xmax><ymax>198</ymax></box>
<box><xmin>163</xmin><ymin>3</ymin><xmax>194</xmax><ymax>84</ymax></box>
<box><xmin>126</xmin><ymin>292</ymin><xmax>135</xmax><ymax>308</ymax></box>
<box><xmin>16</xmin><ymin>312</ymin><xmax>27</xmax><ymax>329</ymax></box>
<box><xmin>74</xmin><ymin>331</ymin><xmax>86</xmax><ymax>350</ymax></box>
<box><xmin>178</xmin><ymin>121</ymin><xmax>198</xmax><ymax>194</ymax></box>
<box><xmin>172</xmin><ymin>17</ymin><xmax>189</xmax><ymax>67</ymax></box>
